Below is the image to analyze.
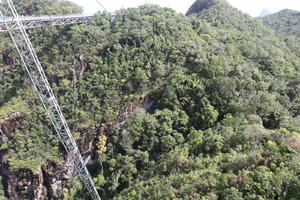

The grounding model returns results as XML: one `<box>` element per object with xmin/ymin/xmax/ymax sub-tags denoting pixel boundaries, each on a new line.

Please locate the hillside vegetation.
<box><xmin>1</xmin><ymin>0</ymin><xmax>300</xmax><ymax>199</ymax></box>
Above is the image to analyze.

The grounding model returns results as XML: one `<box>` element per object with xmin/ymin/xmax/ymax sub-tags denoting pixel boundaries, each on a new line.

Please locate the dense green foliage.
<box><xmin>1</xmin><ymin>0</ymin><xmax>300</xmax><ymax>199</ymax></box>
<box><xmin>13</xmin><ymin>0</ymin><xmax>82</xmax><ymax>15</ymax></box>
<box><xmin>0</xmin><ymin>176</ymin><xmax>7</xmax><ymax>200</ymax></box>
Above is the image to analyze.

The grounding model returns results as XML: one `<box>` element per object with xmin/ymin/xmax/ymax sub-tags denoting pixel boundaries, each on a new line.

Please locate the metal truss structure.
<box><xmin>0</xmin><ymin>13</ymin><xmax>93</xmax><ymax>32</ymax></box>
<box><xmin>0</xmin><ymin>0</ymin><xmax>101</xmax><ymax>199</ymax></box>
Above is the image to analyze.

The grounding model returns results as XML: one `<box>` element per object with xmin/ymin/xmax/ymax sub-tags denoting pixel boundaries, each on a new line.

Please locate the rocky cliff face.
<box><xmin>0</xmin><ymin>95</ymin><xmax>152</xmax><ymax>199</ymax></box>
<box><xmin>0</xmin><ymin>117</ymin><xmax>84</xmax><ymax>200</ymax></box>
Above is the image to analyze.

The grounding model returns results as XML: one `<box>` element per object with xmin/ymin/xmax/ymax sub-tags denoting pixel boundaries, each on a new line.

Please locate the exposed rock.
<box><xmin>186</xmin><ymin>0</ymin><xmax>227</xmax><ymax>15</ymax></box>
<box><xmin>50</xmin><ymin>179</ymin><xmax>62</xmax><ymax>198</ymax></box>
<box><xmin>33</xmin><ymin>168</ymin><xmax>47</xmax><ymax>200</ymax></box>
<box><xmin>0</xmin><ymin>118</ymin><xmax>78</xmax><ymax>199</ymax></box>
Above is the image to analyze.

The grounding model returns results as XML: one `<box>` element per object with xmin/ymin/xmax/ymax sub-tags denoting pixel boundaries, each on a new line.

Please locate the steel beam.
<box><xmin>0</xmin><ymin>14</ymin><xmax>92</xmax><ymax>32</ymax></box>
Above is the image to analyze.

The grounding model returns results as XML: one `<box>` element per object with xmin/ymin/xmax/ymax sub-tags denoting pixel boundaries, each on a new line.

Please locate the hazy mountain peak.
<box><xmin>259</xmin><ymin>8</ymin><xmax>271</xmax><ymax>17</ymax></box>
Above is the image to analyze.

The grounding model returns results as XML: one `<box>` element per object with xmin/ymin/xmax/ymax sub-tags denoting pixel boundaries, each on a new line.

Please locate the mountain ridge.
<box><xmin>262</xmin><ymin>9</ymin><xmax>300</xmax><ymax>39</ymax></box>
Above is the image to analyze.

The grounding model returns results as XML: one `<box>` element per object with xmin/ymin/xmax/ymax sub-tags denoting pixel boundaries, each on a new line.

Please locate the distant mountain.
<box><xmin>262</xmin><ymin>9</ymin><xmax>300</xmax><ymax>39</ymax></box>
<box><xmin>259</xmin><ymin>8</ymin><xmax>271</xmax><ymax>17</ymax></box>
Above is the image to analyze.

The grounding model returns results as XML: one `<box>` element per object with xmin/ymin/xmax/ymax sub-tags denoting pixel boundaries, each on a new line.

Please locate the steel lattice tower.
<box><xmin>0</xmin><ymin>0</ymin><xmax>101</xmax><ymax>199</ymax></box>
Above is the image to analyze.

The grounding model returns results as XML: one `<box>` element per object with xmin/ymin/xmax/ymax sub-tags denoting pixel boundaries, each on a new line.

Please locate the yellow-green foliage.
<box><xmin>265</xmin><ymin>140</ymin><xmax>277</xmax><ymax>149</ymax></box>
<box><xmin>96</xmin><ymin>135</ymin><xmax>107</xmax><ymax>155</ymax></box>
<box><xmin>63</xmin><ymin>188</ymin><xmax>70</xmax><ymax>199</ymax></box>
<box><xmin>0</xmin><ymin>97</ymin><xmax>31</xmax><ymax>122</ymax></box>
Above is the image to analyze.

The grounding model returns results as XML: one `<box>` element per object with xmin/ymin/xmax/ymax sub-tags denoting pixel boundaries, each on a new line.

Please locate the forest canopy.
<box><xmin>13</xmin><ymin>0</ymin><xmax>82</xmax><ymax>15</ymax></box>
<box><xmin>0</xmin><ymin>0</ymin><xmax>300</xmax><ymax>199</ymax></box>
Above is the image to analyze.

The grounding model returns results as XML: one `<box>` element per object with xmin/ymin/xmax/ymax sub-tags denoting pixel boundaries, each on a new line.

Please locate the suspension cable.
<box><xmin>95</xmin><ymin>0</ymin><xmax>107</xmax><ymax>12</ymax></box>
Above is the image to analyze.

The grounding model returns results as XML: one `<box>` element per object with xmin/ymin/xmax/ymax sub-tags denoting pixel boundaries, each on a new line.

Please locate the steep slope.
<box><xmin>115</xmin><ymin>2</ymin><xmax>300</xmax><ymax>200</ymax></box>
<box><xmin>1</xmin><ymin>0</ymin><xmax>300</xmax><ymax>200</ymax></box>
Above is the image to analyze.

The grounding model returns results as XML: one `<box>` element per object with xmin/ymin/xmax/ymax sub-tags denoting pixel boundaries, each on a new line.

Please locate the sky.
<box><xmin>70</xmin><ymin>0</ymin><xmax>300</xmax><ymax>17</ymax></box>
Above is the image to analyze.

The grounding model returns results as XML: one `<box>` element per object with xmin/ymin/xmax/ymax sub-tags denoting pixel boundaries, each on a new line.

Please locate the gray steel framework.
<box><xmin>0</xmin><ymin>13</ymin><xmax>93</xmax><ymax>32</ymax></box>
<box><xmin>0</xmin><ymin>0</ymin><xmax>101</xmax><ymax>199</ymax></box>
